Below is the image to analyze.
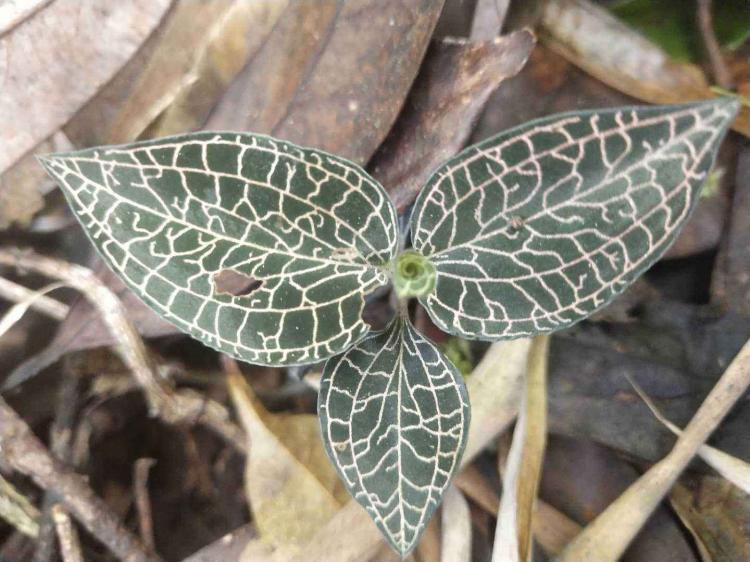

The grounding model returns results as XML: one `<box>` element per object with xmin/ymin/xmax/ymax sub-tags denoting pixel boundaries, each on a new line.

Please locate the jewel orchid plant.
<box><xmin>41</xmin><ymin>97</ymin><xmax>738</xmax><ymax>556</ymax></box>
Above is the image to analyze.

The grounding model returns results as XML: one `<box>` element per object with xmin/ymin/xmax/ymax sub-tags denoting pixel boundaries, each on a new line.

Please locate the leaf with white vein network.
<box><xmin>411</xmin><ymin>98</ymin><xmax>739</xmax><ymax>340</ymax></box>
<box><xmin>318</xmin><ymin>318</ymin><xmax>470</xmax><ymax>556</ymax></box>
<box><xmin>40</xmin><ymin>132</ymin><xmax>398</xmax><ymax>365</ymax></box>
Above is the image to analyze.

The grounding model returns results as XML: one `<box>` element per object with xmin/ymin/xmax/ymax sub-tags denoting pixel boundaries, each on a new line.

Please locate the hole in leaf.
<box><xmin>212</xmin><ymin>269</ymin><xmax>263</xmax><ymax>297</ymax></box>
<box><xmin>508</xmin><ymin>215</ymin><xmax>526</xmax><ymax>232</ymax></box>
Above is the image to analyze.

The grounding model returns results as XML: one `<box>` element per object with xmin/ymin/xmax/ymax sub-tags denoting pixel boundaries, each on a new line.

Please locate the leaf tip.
<box><xmin>35</xmin><ymin>153</ymin><xmax>53</xmax><ymax>169</ymax></box>
<box><xmin>36</xmin><ymin>153</ymin><xmax>65</xmax><ymax>180</ymax></box>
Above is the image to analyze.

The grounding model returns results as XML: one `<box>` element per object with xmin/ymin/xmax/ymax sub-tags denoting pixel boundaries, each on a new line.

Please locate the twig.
<box><xmin>0</xmin><ymin>282</ymin><xmax>66</xmax><ymax>339</ymax></box>
<box><xmin>133</xmin><ymin>459</ymin><xmax>157</xmax><ymax>553</ymax></box>
<box><xmin>33</xmin><ymin>370</ymin><xmax>80</xmax><ymax>562</ymax></box>
<box><xmin>559</xmin><ymin>336</ymin><xmax>750</xmax><ymax>561</ymax></box>
<box><xmin>697</xmin><ymin>0</ymin><xmax>733</xmax><ymax>89</ymax></box>
<box><xmin>0</xmin><ymin>275</ymin><xmax>69</xmax><ymax>320</ymax></box>
<box><xmin>0</xmin><ymin>247</ymin><xmax>246</xmax><ymax>453</ymax></box>
<box><xmin>625</xmin><ymin>372</ymin><xmax>750</xmax><ymax>495</ymax></box>
<box><xmin>52</xmin><ymin>504</ymin><xmax>83</xmax><ymax>562</ymax></box>
<box><xmin>0</xmin><ymin>396</ymin><xmax>160</xmax><ymax>562</ymax></box>
<box><xmin>0</xmin><ymin>247</ymin><xmax>169</xmax><ymax>412</ymax></box>
<box><xmin>0</xmin><ymin>473</ymin><xmax>40</xmax><ymax>537</ymax></box>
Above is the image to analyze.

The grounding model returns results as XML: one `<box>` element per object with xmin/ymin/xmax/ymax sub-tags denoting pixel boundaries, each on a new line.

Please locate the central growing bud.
<box><xmin>393</xmin><ymin>250</ymin><xmax>436</xmax><ymax>298</ymax></box>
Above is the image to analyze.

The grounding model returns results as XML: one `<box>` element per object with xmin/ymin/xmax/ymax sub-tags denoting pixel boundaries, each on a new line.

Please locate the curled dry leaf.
<box><xmin>441</xmin><ymin>486</ymin><xmax>471</xmax><ymax>562</ymax></box>
<box><xmin>206</xmin><ymin>0</ymin><xmax>446</xmax><ymax>165</ymax></box>
<box><xmin>371</xmin><ymin>30</ymin><xmax>536</xmax><ymax>212</ymax></box>
<box><xmin>227</xmin><ymin>367</ymin><xmax>348</xmax><ymax>554</ymax></box>
<box><xmin>0</xmin><ymin>0</ymin><xmax>171</xmax><ymax>174</ymax></box>
<box><xmin>538</xmin><ymin>0</ymin><xmax>749</xmax><ymax>137</ymax></box>
<box><xmin>492</xmin><ymin>336</ymin><xmax>549</xmax><ymax>562</ymax></box>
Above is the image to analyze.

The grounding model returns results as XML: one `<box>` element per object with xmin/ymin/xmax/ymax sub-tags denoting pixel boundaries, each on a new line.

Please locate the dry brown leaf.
<box><xmin>0</xmin><ymin>131</ymin><xmax>73</xmax><ymax>229</ymax></box>
<box><xmin>669</xmin><ymin>485</ymin><xmax>715</xmax><ymax>562</ymax></box>
<box><xmin>441</xmin><ymin>486</ymin><xmax>471</xmax><ymax>562</ymax></box>
<box><xmin>417</xmin><ymin>516</ymin><xmax>441</xmax><ymax>562</ymax></box>
<box><xmin>558</xmin><ymin>337</ymin><xmax>750</xmax><ymax>561</ymax></box>
<box><xmin>0</xmin><ymin>0</ymin><xmax>171</xmax><ymax>173</ymax></box>
<box><xmin>206</xmin><ymin>0</ymin><xmax>445</xmax><ymax>165</ymax></box>
<box><xmin>0</xmin><ymin>0</ymin><xmax>52</xmax><ymax>33</ymax></box>
<box><xmin>62</xmin><ymin>5</ymin><xmax>184</xmax><ymax>148</ymax></box>
<box><xmin>670</xmin><ymin>478</ymin><xmax>750</xmax><ymax>562</ymax></box>
<box><xmin>371</xmin><ymin>30</ymin><xmax>535</xmax><ymax>211</ymax></box>
<box><xmin>538</xmin><ymin>0</ymin><xmax>749</xmax><ymax>137</ymax></box>
<box><xmin>227</xmin><ymin>369</ymin><xmax>345</xmax><ymax>554</ymax></box>
<box><xmin>3</xmin><ymin>0</ymin><xmax>270</xmax><ymax>229</ymax></box>
<box><xmin>108</xmin><ymin>0</ymin><xmax>287</xmax><ymax>143</ymax></box>
<box><xmin>263</xmin><ymin>500</ymin><xmax>383</xmax><ymax>562</ymax></box>
<box><xmin>492</xmin><ymin>336</ymin><xmax>549</xmax><ymax>562</ymax></box>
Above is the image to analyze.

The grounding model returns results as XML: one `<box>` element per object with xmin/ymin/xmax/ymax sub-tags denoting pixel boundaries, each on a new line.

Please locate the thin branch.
<box><xmin>559</xmin><ymin>336</ymin><xmax>750</xmax><ymax>561</ymax></box>
<box><xmin>697</xmin><ymin>0</ymin><xmax>733</xmax><ymax>89</ymax></box>
<box><xmin>0</xmin><ymin>247</ymin><xmax>246</xmax><ymax>453</ymax></box>
<box><xmin>133</xmin><ymin>459</ymin><xmax>157</xmax><ymax>554</ymax></box>
<box><xmin>0</xmin><ymin>396</ymin><xmax>160</xmax><ymax>562</ymax></box>
<box><xmin>0</xmin><ymin>473</ymin><xmax>40</xmax><ymax>537</ymax></box>
<box><xmin>0</xmin><ymin>275</ymin><xmax>68</xmax><ymax>320</ymax></box>
<box><xmin>52</xmin><ymin>504</ymin><xmax>83</xmax><ymax>562</ymax></box>
<box><xmin>33</xmin><ymin>370</ymin><xmax>80</xmax><ymax>562</ymax></box>
<box><xmin>0</xmin><ymin>247</ymin><xmax>169</xmax><ymax>411</ymax></box>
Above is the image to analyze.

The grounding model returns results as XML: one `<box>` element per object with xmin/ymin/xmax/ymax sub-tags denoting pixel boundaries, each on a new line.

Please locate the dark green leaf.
<box><xmin>411</xmin><ymin>98</ymin><xmax>738</xmax><ymax>340</ymax></box>
<box><xmin>41</xmin><ymin>132</ymin><xmax>399</xmax><ymax>365</ymax></box>
<box><xmin>318</xmin><ymin>318</ymin><xmax>470</xmax><ymax>556</ymax></box>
